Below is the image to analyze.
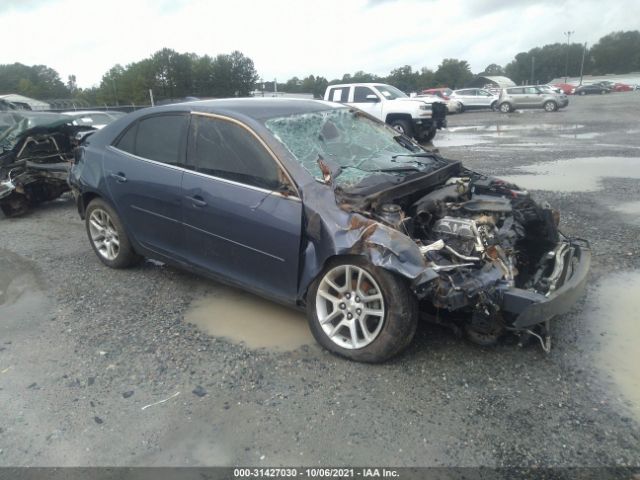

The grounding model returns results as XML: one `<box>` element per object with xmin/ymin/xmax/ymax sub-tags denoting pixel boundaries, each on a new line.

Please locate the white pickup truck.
<box><xmin>323</xmin><ymin>83</ymin><xmax>447</xmax><ymax>142</ymax></box>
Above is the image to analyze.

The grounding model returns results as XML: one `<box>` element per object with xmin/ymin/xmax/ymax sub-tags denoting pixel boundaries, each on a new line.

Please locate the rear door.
<box><xmin>181</xmin><ymin>113</ymin><xmax>303</xmax><ymax>301</ymax></box>
<box><xmin>105</xmin><ymin>113</ymin><xmax>188</xmax><ymax>257</ymax></box>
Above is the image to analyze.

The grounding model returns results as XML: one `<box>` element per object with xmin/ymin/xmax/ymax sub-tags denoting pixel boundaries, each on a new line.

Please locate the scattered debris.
<box><xmin>192</xmin><ymin>385</ymin><xmax>207</xmax><ymax>397</ymax></box>
<box><xmin>27</xmin><ymin>382</ymin><xmax>37</xmax><ymax>389</ymax></box>
<box><xmin>122</xmin><ymin>390</ymin><xmax>134</xmax><ymax>399</ymax></box>
<box><xmin>140</xmin><ymin>391</ymin><xmax>180</xmax><ymax>411</ymax></box>
<box><xmin>87</xmin><ymin>376</ymin><xmax>95</xmax><ymax>386</ymax></box>
<box><xmin>93</xmin><ymin>416</ymin><xmax>103</xmax><ymax>424</ymax></box>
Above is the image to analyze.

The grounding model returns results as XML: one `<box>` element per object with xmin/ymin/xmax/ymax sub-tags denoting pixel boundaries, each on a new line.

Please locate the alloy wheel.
<box><xmin>315</xmin><ymin>264</ymin><xmax>385</xmax><ymax>349</ymax></box>
<box><xmin>88</xmin><ymin>208</ymin><xmax>120</xmax><ymax>261</ymax></box>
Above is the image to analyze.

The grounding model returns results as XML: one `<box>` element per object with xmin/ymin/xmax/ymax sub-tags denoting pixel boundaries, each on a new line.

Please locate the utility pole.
<box><xmin>531</xmin><ymin>56</ymin><xmax>535</xmax><ymax>85</ymax></box>
<box><xmin>564</xmin><ymin>30</ymin><xmax>574</xmax><ymax>83</ymax></box>
<box><xmin>579</xmin><ymin>42</ymin><xmax>587</xmax><ymax>86</ymax></box>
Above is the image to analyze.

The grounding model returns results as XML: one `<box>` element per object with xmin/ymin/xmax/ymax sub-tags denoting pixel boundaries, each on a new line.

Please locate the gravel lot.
<box><xmin>1</xmin><ymin>93</ymin><xmax>639</xmax><ymax>468</ymax></box>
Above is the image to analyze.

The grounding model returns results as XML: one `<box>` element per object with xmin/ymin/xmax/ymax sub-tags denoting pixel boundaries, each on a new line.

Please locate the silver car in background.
<box><xmin>497</xmin><ymin>86</ymin><xmax>569</xmax><ymax>113</ymax></box>
<box><xmin>450</xmin><ymin>88</ymin><xmax>499</xmax><ymax>112</ymax></box>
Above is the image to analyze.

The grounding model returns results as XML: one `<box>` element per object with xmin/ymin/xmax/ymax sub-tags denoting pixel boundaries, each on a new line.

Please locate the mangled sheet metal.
<box><xmin>0</xmin><ymin>112</ymin><xmax>93</xmax><ymax>217</ymax></box>
<box><xmin>265</xmin><ymin>108</ymin><xmax>590</xmax><ymax>347</ymax></box>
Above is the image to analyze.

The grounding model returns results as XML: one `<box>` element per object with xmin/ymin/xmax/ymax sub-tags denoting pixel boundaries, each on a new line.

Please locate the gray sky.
<box><xmin>2</xmin><ymin>0</ymin><xmax>639</xmax><ymax>88</ymax></box>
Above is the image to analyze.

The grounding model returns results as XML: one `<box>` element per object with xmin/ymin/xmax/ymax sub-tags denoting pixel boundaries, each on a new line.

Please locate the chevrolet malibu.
<box><xmin>68</xmin><ymin>99</ymin><xmax>590</xmax><ymax>362</ymax></box>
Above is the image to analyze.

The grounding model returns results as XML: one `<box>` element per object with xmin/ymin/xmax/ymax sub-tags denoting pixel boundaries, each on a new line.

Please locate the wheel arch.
<box><xmin>384</xmin><ymin>112</ymin><xmax>413</xmax><ymax>125</ymax></box>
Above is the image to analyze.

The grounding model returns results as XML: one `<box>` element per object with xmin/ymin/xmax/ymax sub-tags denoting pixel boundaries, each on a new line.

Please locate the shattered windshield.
<box><xmin>0</xmin><ymin>112</ymin><xmax>73</xmax><ymax>153</ymax></box>
<box><xmin>264</xmin><ymin>108</ymin><xmax>437</xmax><ymax>187</ymax></box>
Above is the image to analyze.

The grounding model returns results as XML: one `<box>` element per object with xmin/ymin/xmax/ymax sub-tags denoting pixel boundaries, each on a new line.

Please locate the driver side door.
<box><xmin>181</xmin><ymin>113</ymin><xmax>303</xmax><ymax>302</ymax></box>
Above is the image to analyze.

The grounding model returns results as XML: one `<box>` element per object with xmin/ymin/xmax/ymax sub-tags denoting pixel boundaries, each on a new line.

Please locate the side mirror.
<box><xmin>365</xmin><ymin>94</ymin><xmax>380</xmax><ymax>103</ymax></box>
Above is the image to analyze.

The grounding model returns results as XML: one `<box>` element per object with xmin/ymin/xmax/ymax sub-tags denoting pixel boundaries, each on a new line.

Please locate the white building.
<box><xmin>0</xmin><ymin>93</ymin><xmax>50</xmax><ymax>110</ymax></box>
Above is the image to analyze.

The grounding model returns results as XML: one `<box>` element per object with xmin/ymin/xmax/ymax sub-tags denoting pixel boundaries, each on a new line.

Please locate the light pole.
<box><xmin>564</xmin><ymin>30</ymin><xmax>574</xmax><ymax>83</ymax></box>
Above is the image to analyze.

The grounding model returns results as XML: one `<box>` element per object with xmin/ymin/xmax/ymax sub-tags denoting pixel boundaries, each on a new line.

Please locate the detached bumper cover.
<box><xmin>501</xmin><ymin>241</ymin><xmax>591</xmax><ymax>328</ymax></box>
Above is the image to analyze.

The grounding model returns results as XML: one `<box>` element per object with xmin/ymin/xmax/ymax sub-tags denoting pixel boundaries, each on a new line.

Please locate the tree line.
<box><xmin>1</xmin><ymin>30</ymin><xmax>638</xmax><ymax>106</ymax></box>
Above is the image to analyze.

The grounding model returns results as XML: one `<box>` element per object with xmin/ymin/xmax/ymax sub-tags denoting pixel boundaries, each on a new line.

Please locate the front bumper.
<box><xmin>501</xmin><ymin>240</ymin><xmax>591</xmax><ymax>328</ymax></box>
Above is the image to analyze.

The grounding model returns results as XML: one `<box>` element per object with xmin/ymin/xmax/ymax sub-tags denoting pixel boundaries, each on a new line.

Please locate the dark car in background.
<box><xmin>68</xmin><ymin>99</ymin><xmax>590</xmax><ymax>362</ymax></box>
<box><xmin>574</xmin><ymin>84</ymin><xmax>611</xmax><ymax>95</ymax></box>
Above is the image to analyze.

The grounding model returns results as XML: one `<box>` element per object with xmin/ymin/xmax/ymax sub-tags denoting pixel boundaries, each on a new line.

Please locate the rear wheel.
<box><xmin>389</xmin><ymin>118</ymin><xmax>413</xmax><ymax>138</ymax></box>
<box><xmin>85</xmin><ymin>198</ymin><xmax>141</xmax><ymax>268</ymax></box>
<box><xmin>306</xmin><ymin>256</ymin><xmax>418</xmax><ymax>363</ymax></box>
<box><xmin>490</xmin><ymin>101</ymin><xmax>498</xmax><ymax>111</ymax></box>
<box><xmin>458</xmin><ymin>103</ymin><xmax>465</xmax><ymax>113</ymax></box>
<box><xmin>499</xmin><ymin>102</ymin><xmax>512</xmax><ymax>113</ymax></box>
<box><xmin>579</xmin><ymin>91</ymin><xmax>586</xmax><ymax>96</ymax></box>
<box><xmin>543</xmin><ymin>101</ymin><xmax>558</xmax><ymax>112</ymax></box>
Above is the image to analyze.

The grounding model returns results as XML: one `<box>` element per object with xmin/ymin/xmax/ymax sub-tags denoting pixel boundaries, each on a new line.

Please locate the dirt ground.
<box><xmin>1</xmin><ymin>93</ymin><xmax>639</xmax><ymax>468</ymax></box>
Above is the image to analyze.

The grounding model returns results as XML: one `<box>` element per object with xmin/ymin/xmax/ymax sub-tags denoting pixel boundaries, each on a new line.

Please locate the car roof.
<box><xmin>101</xmin><ymin>98</ymin><xmax>342</xmax><ymax>129</ymax></box>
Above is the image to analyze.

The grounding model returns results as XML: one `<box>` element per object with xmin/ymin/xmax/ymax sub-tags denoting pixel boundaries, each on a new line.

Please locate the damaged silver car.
<box><xmin>0</xmin><ymin>111</ymin><xmax>93</xmax><ymax>217</ymax></box>
<box><xmin>69</xmin><ymin>99</ymin><xmax>590</xmax><ymax>362</ymax></box>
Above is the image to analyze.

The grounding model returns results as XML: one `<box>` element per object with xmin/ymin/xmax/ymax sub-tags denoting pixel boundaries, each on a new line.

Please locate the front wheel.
<box><xmin>85</xmin><ymin>198</ymin><xmax>141</xmax><ymax>268</ymax></box>
<box><xmin>389</xmin><ymin>119</ymin><xmax>413</xmax><ymax>138</ymax></box>
<box><xmin>543</xmin><ymin>101</ymin><xmax>558</xmax><ymax>112</ymax></box>
<box><xmin>490</xmin><ymin>101</ymin><xmax>498</xmax><ymax>111</ymax></box>
<box><xmin>579</xmin><ymin>91</ymin><xmax>586</xmax><ymax>96</ymax></box>
<box><xmin>421</xmin><ymin>127</ymin><xmax>437</xmax><ymax>143</ymax></box>
<box><xmin>306</xmin><ymin>257</ymin><xmax>417</xmax><ymax>363</ymax></box>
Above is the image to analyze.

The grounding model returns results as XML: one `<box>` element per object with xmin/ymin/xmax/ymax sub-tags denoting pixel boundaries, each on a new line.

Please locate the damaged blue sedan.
<box><xmin>68</xmin><ymin>99</ymin><xmax>590</xmax><ymax>362</ymax></box>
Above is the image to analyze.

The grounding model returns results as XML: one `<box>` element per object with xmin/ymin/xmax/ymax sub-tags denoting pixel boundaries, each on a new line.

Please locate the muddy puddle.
<box><xmin>0</xmin><ymin>249</ymin><xmax>49</xmax><ymax>326</ymax></box>
<box><xmin>589</xmin><ymin>272</ymin><xmax>640</xmax><ymax>419</ymax></box>
<box><xmin>437</xmin><ymin>123</ymin><xmax>591</xmax><ymax>147</ymax></box>
<box><xmin>502</xmin><ymin>156</ymin><xmax>640</xmax><ymax>192</ymax></box>
<box><xmin>184</xmin><ymin>285</ymin><xmax>313</xmax><ymax>351</ymax></box>
<box><xmin>0</xmin><ymin>249</ymin><xmax>41</xmax><ymax>307</ymax></box>
<box><xmin>610</xmin><ymin>201</ymin><xmax>640</xmax><ymax>225</ymax></box>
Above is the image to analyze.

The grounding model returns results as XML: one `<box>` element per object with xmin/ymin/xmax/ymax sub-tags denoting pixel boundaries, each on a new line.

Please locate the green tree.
<box><xmin>0</xmin><ymin>62</ymin><xmax>69</xmax><ymax>99</ymax></box>
<box><xmin>385</xmin><ymin>65</ymin><xmax>420</xmax><ymax>93</ymax></box>
<box><xmin>505</xmin><ymin>43</ymin><xmax>587</xmax><ymax>84</ymax></box>
<box><xmin>434</xmin><ymin>59</ymin><xmax>473</xmax><ymax>89</ymax></box>
<box><xmin>590</xmin><ymin>30</ymin><xmax>640</xmax><ymax>74</ymax></box>
<box><xmin>480</xmin><ymin>63</ymin><xmax>504</xmax><ymax>76</ymax></box>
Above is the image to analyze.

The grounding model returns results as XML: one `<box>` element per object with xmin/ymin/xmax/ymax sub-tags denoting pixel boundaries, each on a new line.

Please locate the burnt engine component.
<box><xmin>376</xmin><ymin>203</ymin><xmax>404</xmax><ymax>229</ymax></box>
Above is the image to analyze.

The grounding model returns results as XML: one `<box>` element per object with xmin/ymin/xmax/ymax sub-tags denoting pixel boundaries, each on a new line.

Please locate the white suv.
<box><xmin>450</xmin><ymin>88</ymin><xmax>499</xmax><ymax>112</ymax></box>
<box><xmin>324</xmin><ymin>83</ymin><xmax>447</xmax><ymax>142</ymax></box>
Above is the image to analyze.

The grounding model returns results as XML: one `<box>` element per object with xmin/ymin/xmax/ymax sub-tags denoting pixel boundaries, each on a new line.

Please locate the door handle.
<box><xmin>186</xmin><ymin>195</ymin><xmax>207</xmax><ymax>208</ymax></box>
<box><xmin>109</xmin><ymin>172</ymin><xmax>127</xmax><ymax>183</ymax></box>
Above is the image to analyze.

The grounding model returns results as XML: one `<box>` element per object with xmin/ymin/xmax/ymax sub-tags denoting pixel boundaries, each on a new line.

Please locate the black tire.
<box><xmin>499</xmin><ymin>102</ymin><xmax>512</xmax><ymax>113</ymax></box>
<box><xmin>458</xmin><ymin>103</ymin><xmax>465</xmax><ymax>113</ymax></box>
<box><xmin>306</xmin><ymin>256</ymin><xmax>418</xmax><ymax>363</ymax></box>
<box><xmin>543</xmin><ymin>100</ymin><xmax>558</xmax><ymax>112</ymax></box>
<box><xmin>490</xmin><ymin>101</ymin><xmax>498</xmax><ymax>111</ymax></box>
<box><xmin>0</xmin><ymin>193</ymin><xmax>29</xmax><ymax>217</ymax></box>
<box><xmin>421</xmin><ymin>127</ymin><xmax>437</xmax><ymax>143</ymax></box>
<box><xmin>579</xmin><ymin>91</ymin><xmax>586</xmax><ymax>96</ymax></box>
<box><xmin>85</xmin><ymin>198</ymin><xmax>141</xmax><ymax>269</ymax></box>
<box><xmin>389</xmin><ymin>118</ymin><xmax>413</xmax><ymax>138</ymax></box>
<box><xmin>601</xmin><ymin>89</ymin><xmax>607</xmax><ymax>95</ymax></box>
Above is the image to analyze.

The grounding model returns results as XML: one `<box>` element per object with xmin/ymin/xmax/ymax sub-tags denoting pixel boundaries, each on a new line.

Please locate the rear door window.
<box><xmin>328</xmin><ymin>87</ymin><xmax>349</xmax><ymax>103</ymax></box>
<box><xmin>187</xmin><ymin>115</ymin><xmax>281</xmax><ymax>190</ymax></box>
<box><xmin>114</xmin><ymin>113</ymin><xmax>188</xmax><ymax>166</ymax></box>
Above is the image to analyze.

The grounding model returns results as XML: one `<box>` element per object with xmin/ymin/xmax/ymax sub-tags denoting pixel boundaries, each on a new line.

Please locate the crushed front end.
<box><xmin>0</xmin><ymin>112</ymin><xmax>92</xmax><ymax>217</ymax></box>
<box><xmin>336</xmin><ymin>161</ymin><xmax>591</xmax><ymax>349</ymax></box>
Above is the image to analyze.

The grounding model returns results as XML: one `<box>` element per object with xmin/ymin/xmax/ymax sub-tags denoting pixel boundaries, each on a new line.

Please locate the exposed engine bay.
<box><xmin>0</xmin><ymin>112</ymin><xmax>93</xmax><ymax>217</ymax></box>
<box><xmin>339</xmin><ymin>162</ymin><xmax>588</xmax><ymax>348</ymax></box>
